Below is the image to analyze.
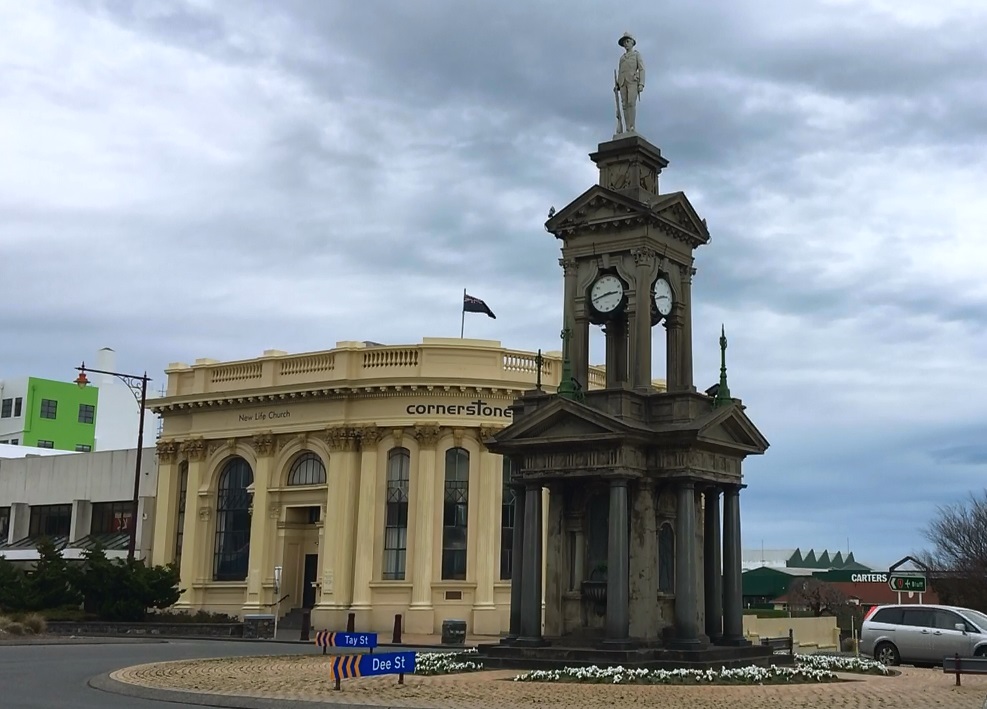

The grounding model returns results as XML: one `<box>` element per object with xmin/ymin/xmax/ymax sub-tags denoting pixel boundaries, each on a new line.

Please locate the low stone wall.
<box><xmin>742</xmin><ymin>615</ymin><xmax>840</xmax><ymax>652</ymax></box>
<box><xmin>46</xmin><ymin>621</ymin><xmax>244</xmax><ymax>638</ymax></box>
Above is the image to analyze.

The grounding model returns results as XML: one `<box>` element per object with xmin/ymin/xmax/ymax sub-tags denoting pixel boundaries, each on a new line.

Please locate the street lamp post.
<box><xmin>75</xmin><ymin>362</ymin><xmax>150</xmax><ymax>563</ymax></box>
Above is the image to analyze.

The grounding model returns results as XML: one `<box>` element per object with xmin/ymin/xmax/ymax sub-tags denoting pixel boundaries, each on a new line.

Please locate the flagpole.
<box><xmin>460</xmin><ymin>288</ymin><xmax>466</xmax><ymax>338</ymax></box>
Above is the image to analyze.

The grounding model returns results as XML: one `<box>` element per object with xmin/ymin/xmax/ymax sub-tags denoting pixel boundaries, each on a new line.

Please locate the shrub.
<box><xmin>0</xmin><ymin>615</ymin><xmax>12</xmax><ymax>630</ymax></box>
<box><xmin>4</xmin><ymin>622</ymin><xmax>26</xmax><ymax>636</ymax></box>
<box><xmin>21</xmin><ymin>613</ymin><xmax>46</xmax><ymax>635</ymax></box>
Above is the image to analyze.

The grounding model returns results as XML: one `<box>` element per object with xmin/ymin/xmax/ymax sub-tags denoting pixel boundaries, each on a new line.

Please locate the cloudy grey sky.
<box><xmin>2</xmin><ymin>0</ymin><xmax>986</xmax><ymax>568</ymax></box>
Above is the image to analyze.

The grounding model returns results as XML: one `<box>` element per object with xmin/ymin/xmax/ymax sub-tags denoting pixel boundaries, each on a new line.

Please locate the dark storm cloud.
<box><xmin>2</xmin><ymin>0</ymin><xmax>986</xmax><ymax>566</ymax></box>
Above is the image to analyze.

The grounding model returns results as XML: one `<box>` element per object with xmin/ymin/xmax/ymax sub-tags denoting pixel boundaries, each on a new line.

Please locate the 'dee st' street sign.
<box><xmin>888</xmin><ymin>574</ymin><xmax>927</xmax><ymax>593</ymax></box>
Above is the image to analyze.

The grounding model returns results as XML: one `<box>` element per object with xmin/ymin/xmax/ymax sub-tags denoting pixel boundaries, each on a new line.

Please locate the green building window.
<box><xmin>29</xmin><ymin>504</ymin><xmax>71</xmax><ymax>538</ymax></box>
<box><xmin>78</xmin><ymin>404</ymin><xmax>95</xmax><ymax>424</ymax></box>
<box><xmin>91</xmin><ymin>501</ymin><xmax>133</xmax><ymax>533</ymax></box>
<box><xmin>37</xmin><ymin>440</ymin><xmax>54</xmax><ymax>449</ymax></box>
<box><xmin>40</xmin><ymin>399</ymin><xmax>57</xmax><ymax>420</ymax></box>
<box><xmin>75</xmin><ymin>444</ymin><xmax>92</xmax><ymax>452</ymax></box>
<box><xmin>0</xmin><ymin>399</ymin><xmax>10</xmax><ymax>418</ymax></box>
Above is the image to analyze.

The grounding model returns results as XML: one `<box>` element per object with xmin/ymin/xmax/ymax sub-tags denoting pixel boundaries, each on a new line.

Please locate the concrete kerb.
<box><xmin>88</xmin><ymin>671</ymin><xmax>419</xmax><ymax>709</ymax></box>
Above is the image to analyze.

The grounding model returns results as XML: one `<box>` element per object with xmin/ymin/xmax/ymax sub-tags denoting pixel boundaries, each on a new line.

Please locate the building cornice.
<box><xmin>151</xmin><ymin>382</ymin><xmax>534</xmax><ymax>415</ymax></box>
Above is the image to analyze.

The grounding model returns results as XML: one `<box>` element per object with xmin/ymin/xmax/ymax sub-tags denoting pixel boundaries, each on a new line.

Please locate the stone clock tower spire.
<box><xmin>482</xmin><ymin>34</ymin><xmax>770</xmax><ymax>666</ymax></box>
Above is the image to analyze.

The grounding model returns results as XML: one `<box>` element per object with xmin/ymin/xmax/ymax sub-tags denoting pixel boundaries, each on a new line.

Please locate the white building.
<box><xmin>0</xmin><ymin>447</ymin><xmax>157</xmax><ymax>561</ymax></box>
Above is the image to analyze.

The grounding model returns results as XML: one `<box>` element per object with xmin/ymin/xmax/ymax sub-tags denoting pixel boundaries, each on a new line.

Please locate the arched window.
<box><xmin>500</xmin><ymin>457</ymin><xmax>516</xmax><ymax>580</ymax></box>
<box><xmin>214</xmin><ymin>457</ymin><xmax>253</xmax><ymax>581</ymax></box>
<box><xmin>382</xmin><ymin>447</ymin><xmax>410</xmax><ymax>580</ymax></box>
<box><xmin>287</xmin><ymin>452</ymin><xmax>326</xmax><ymax>486</ymax></box>
<box><xmin>658</xmin><ymin>522</ymin><xmax>675</xmax><ymax>593</ymax></box>
<box><xmin>441</xmin><ymin>447</ymin><xmax>469</xmax><ymax>580</ymax></box>
<box><xmin>175</xmin><ymin>461</ymin><xmax>188</xmax><ymax>566</ymax></box>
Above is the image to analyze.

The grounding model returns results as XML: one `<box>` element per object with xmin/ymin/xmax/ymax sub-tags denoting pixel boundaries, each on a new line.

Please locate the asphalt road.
<box><xmin>0</xmin><ymin>638</ymin><xmax>320</xmax><ymax>708</ymax></box>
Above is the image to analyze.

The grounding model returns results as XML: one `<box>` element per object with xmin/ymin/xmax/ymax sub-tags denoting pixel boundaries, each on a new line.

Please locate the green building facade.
<box><xmin>19</xmin><ymin>377</ymin><xmax>99</xmax><ymax>452</ymax></box>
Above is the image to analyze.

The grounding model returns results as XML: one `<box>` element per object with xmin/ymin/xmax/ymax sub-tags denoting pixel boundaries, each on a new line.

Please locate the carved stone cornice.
<box><xmin>631</xmin><ymin>246</ymin><xmax>657</xmax><ymax>267</ymax></box>
<box><xmin>358</xmin><ymin>425</ymin><xmax>384</xmax><ymax>449</ymax></box>
<box><xmin>324</xmin><ymin>425</ymin><xmax>358</xmax><ymax>452</ymax></box>
<box><xmin>413</xmin><ymin>424</ymin><xmax>443</xmax><ymax>448</ymax></box>
<box><xmin>252</xmin><ymin>432</ymin><xmax>276</xmax><ymax>457</ymax></box>
<box><xmin>391</xmin><ymin>428</ymin><xmax>405</xmax><ymax>447</ymax></box>
<box><xmin>181</xmin><ymin>438</ymin><xmax>207</xmax><ymax>462</ymax></box>
<box><xmin>478</xmin><ymin>425</ymin><xmax>505</xmax><ymax>449</ymax></box>
<box><xmin>156</xmin><ymin>440</ymin><xmax>179</xmax><ymax>463</ymax></box>
<box><xmin>558</xmin><ymin>257</ymin><xmax>578</xmax><ymax>275</ymax></box>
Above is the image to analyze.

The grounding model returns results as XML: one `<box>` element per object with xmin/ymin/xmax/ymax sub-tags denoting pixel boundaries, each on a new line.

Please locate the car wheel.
<box><xmin>975</xmin><ymin>647</ymin><xmax>987</xmax><ymax>657</ymax></box>
<box><xmin>875</xmin><ymin>642</ymin><xmax>900</xmax><ymax>666</ymax></box>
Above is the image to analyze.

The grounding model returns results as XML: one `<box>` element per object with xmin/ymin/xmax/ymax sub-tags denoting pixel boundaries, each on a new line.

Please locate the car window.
<box><xmin>933</xmin><ymin>610</ymin><xmax>966</xmax><ymax>631</ymax></box>
<box><xmin>963</xmin><ymin>609</ymin><xmax>987</xmax><ymax>631</ymax></box>
<box><xmin>871</xmin><ymin>608</ymin><xmax>903</xmax><ymax>624</ymax></box>
<box><xmin>901</xmin><ymin>609</ymin><xmax>934</xmax><ymax>628</ymax></box>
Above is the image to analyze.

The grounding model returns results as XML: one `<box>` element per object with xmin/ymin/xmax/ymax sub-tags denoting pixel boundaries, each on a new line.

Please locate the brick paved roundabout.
<box><xmin>107</xmin><ymin>655</ymin><xmax>987</xmax><ymax>709</ymax></box>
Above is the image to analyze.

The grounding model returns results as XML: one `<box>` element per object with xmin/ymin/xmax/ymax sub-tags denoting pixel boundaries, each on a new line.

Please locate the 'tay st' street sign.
<box><xmin>888</xmin><ymin>574</ymin><xmax>927</xmax><ymax>593</ymax></box>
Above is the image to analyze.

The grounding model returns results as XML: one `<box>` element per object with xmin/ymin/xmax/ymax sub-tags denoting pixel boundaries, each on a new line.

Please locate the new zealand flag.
<box><xmin>463</xmin><ymin>293</ymin><xmax>496</xmax><ymax>319</ymax></box>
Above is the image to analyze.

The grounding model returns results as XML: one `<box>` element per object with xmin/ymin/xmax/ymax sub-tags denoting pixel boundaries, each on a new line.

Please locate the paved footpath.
<box><xmin>111</xmin><ymin>655</ymin><xmax>987</xmax><ymax>709</ymax></box>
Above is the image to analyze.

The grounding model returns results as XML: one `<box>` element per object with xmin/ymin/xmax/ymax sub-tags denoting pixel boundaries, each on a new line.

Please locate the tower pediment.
<box><xmin>487</xmin><ymin>396</ymin><xmax>650</xmax><ymax>450</ymax></box>
<box><xmin>545</xmin><ymin>185</ymin><xmax>710</xmax><ymax>250</ymax></box>
<box><xmin>690</xmin><ymin>402</ymin><xmax>770</xmax><ymax>456</ymax></box>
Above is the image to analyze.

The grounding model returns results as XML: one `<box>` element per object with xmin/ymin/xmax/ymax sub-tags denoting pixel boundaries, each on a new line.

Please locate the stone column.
<box><xmin>722</xmin><ymin>484</ymin><xmax>747</xmax><ymax>644</ymax></box>
<box><xmin>150</xmin><ymin>442</ymin><xmax>179</xmax><ymax>566</ymax></box>
<box><xmin>631</xmin><ymin>246</ymin><xmax>659</xmax><ymax>390</ymax></box>
<box><xmin>505</xmin><ymin>481</ymin><xmax>526</xmax><ymax>641</ymax></box>
<box><xmin>703</xmin><ymin>486</ymin><xmax>723</xmax><ymax>643</ymax></box>
<box><xmin>471</xmin><ymin>446</ymin><xmax>501</xmax><ymax>635</ymax></box>
<box><xmin>407</xmin><ymin>424</ymin><xmax>441</xmax><ymax>634</ymax></box>
<box><xmin>628</xmin><ymin>479</ymin><xmax>658</xmax><ymax>640</ymax></box>
<box><xmin>351</xmin><ymin>426</ymin><xmax>383</xmax><ymax>620</ymax></box>
<box><xmin>679</xmin><ymin>264</ymin><xmax>695</xmax><ymax>391</ymax></box>
<box><xmin>177</xmin><ymin>440</ymin><xmax>207</xmax><ymax>608</ymax></box>
<box><xmin>69</xmin><ymin>500</ymin><xmax>92</xmax><ymax>544</ymax></box>
<box><xmin>664</xmin><ymin>309</ymin><xmax>683</xmax><ymax>392</ymax></box>
<box><xmin>544</xmin><ymin>483</ymin><xmax>565</xmax><ymax>636</ymax></box>
<box><xmin>605</xmin><ymin>478</ymin><xmax>630</xmax><ymax>643</ymax></box>
<box><xmin>318</xmin><ymin>427</ymin><xmax>360</xmax><ymax>624</ymax></box>
<box><xmin>244</xmin><ymin>433</ymin><xmax>276</xmax><ymax>614</ymax></box>
<box><xmin>673</xmin><ymin>480</ymin><xmax>702</xmax><ymax>647</ymax></box>
<box><xmin>517</xmin><ymin>481</ymin><xmax>545</xmax><ymax>645</ymax></box>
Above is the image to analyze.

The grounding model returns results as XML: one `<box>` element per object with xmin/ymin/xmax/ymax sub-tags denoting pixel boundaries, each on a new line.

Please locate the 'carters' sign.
<box><xmin>851</xmin><ymin>573</ymin><xmax>888</xmax><ymax>583</ymax></box>
<box><xmin>405</xmin><ymin>399</ymin><xmax>512</xmax><ymax>419</ymax></box>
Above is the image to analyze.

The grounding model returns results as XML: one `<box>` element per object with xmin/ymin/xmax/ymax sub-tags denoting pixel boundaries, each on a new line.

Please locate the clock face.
<box><xmin>590</xmin><ymin>274</ymin><xmax>624</xmax><ymax>314</ymax></box>
<box><xmin>653</xmin><ymin>277</ymin><xmax>673</xmax><ymax>316</ymax></box>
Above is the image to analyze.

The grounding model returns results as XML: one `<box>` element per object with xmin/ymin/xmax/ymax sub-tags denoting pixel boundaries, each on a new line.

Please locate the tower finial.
<box><xmin>714</xmin><ymin>324</ymin><xmax>732</xmax><ymax>407</ymax></box>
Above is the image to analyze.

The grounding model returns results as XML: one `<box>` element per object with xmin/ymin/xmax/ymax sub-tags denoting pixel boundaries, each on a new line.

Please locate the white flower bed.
<box><xmin>415</xmin><ymin>648</ymin><xmax>481</xmax><ymax>676</ymax></box>
<box><xmin>796</xmin><ymin>654</ymin><xmax>889</xmax><ymax>675</ymax></box>
<box><xmin>513</xmin><ymin>664</ymin><xmax>839</xmax><ymax>685</ymax></box>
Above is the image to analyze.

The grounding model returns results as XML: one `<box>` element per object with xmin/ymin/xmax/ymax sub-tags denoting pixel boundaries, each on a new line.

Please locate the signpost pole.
<box><xmin>273</xmin><ymin>565</ymin><xmax>283</xmax><ymax>640</ymax></box>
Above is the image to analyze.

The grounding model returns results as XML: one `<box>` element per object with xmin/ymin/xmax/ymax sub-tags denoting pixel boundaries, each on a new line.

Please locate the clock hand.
<box><xmin>594</xmin><ymin>290</ymin><xmax>620</xmax><ymax>300</ymax></box>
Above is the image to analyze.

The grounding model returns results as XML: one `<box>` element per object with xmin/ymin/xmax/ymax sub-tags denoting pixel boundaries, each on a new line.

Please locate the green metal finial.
<box><xmin>714</xmin><ymin>324</ymin><xmax>732</xmax><ymax>408</ymax></box>
<box><xmin>557</xmin><ymin>328</ymin><xmax>583</xmax><ymax>400</ymax></box>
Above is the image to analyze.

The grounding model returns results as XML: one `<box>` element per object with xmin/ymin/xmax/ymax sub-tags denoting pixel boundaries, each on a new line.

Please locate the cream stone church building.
<box><xmin>150</xmin><ymin>338</ymin><xmax>644</xmax><ymax>635</ymax></box>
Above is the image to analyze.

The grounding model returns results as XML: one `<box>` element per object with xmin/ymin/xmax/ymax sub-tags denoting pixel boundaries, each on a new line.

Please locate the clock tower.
<box><xmin>553</xmin><ymin>134</ymin><xmax>709</xmax><ymax>393</ymax></box>
<box><xmin>481</xmin><ymin>34</ymin><xmax>771</xmax><ymax>669</ymax></box>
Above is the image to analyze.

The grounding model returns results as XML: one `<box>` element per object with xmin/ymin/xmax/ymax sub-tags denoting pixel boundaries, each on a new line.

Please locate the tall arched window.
<box><xmin>175</xmin><ymin>461</ymin><xmax>188</xmax><ymax>566</ymax></box>
<box><xmin>214</xmin><ymin>457</ymin><xmax>253</xmax><ymax>581</ymax></box>
<box><xmin>500</xmin><ymin>457</ymin><xmax>516</xmax><ymax>580</ymax></box>
<box><xmin>441</xmin><ymin>447</ymin><xmax>469</xmax><ymax>580</ymax></box>
<box><xmin>382</xmin><ymin>447</ymin><xmax>410</xmax><ymax>580</ymax></box>
<box><xmin>658</xmin><ymin>522</ymin><xmax>675</xmax><ymax>593</ymax></box>
<box><xmin>287</xmin><ymin>452</ymin><xmax>326</xmax><ymax>486</ymax></box>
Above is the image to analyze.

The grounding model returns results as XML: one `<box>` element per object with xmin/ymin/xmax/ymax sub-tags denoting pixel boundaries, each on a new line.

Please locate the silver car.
<box><xmin>860</xmin><ymin>604</ymin><xmax>987</xmax><ymax>666</ymax></box>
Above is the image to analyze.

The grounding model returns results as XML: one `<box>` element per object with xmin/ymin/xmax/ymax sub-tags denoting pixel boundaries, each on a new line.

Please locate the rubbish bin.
<box><xmin>243</xmin><ymin>614</ymin><xmax>275</xmax><ymax>639</ymax></box>
<box><xmin>441</xmin><ymin>619</ymin><xmax>467</xmax><ymax>645</ymax></box>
